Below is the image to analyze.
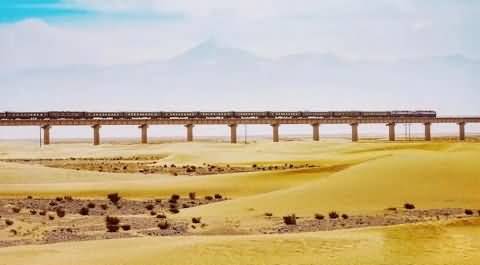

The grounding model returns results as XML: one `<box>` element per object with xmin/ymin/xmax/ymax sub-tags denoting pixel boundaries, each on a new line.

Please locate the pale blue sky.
<box><xmin>1</xmin><ymin>0</ymin><xmax>479</xmax><ymax>139</ymax></box>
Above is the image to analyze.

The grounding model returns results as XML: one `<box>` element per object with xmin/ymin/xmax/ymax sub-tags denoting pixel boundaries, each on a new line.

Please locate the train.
<box><xmin>0</xmin><ymin>111</ymin><xmax>437</xmax><ymax>120</ymax></box>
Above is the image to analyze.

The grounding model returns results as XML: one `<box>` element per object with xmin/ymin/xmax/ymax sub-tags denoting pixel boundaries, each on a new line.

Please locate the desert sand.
<box><xmin>0</xmin><ymin>138</ymin><xmax>479</xmax><ymax>265</ymax></box>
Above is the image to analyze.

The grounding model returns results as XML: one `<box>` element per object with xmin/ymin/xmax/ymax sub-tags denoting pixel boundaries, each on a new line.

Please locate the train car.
<box><xmin>125</xmin><ymin>112</ymin><xmax>164</xmax><ymax>119</ymax></box>
<box><xmin>272</xmin><ymin>112</ymin><xmax>302</xmax><ymax>118</ymax></box>
<box><xmin>198</xmin><ymin>112</ymin><xmax>229</xmax><ymax>118</ymax></box>
<box><xmin>164</xmin><ymin>112</ymin><xmax>198</xmax><ymax>119</ymax></box>
<box><xmin>332</xmin><ymin>111</ymin><xmax>362</xmax><ymax>118</ymax></box>
<box><xmin>5</xmin><ymin>112</ymin><xmax>48</xmax><ymax>120</ymax></box>
<box><xmin>361</xmin><ymin>111</ymin><xmax>391</xmax><ymax>117</ymax></box>
<box><xmin>413</xmin><ymin>111</ymin><xmax>436</xmax><ymax>117</ymax></box>
<box><xmin>0</xmin><ymin>112</ymin><xmax>6</xmax><ymax>119</ymax></box>
<box><xmin>86</xmin><ymin>112</ymin><xmax>127</xmax><ymax>119</ymax></box>
<box><xmin>301</xmin><ymin>112</ymin><xmax>332</xmax><ymax>118</ymax></box>
<box><xmin>47</xmin><ymin>111</ymin><xmax>86</xmax><ymax>119</ymax></box>
<box><xmin>237</xmin><ymin>112</ymin><xmax>270</xmax><ymax>118</ymax></box>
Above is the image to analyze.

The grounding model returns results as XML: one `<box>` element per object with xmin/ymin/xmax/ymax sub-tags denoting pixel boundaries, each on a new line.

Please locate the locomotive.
<box><xmin>0</xmin><ymin>110</ymin><xmax>437</xmax><ymax>120</ymax></box>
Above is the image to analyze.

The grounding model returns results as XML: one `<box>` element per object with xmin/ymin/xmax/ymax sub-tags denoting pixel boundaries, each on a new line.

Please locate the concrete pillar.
<box><xmin>387</xmin><ymin>123</ymin><xmax>396</xmax><ymax>141</ymax></box>
<box><xmin>92</xmin><ymin>124</ymin><xmax>101</xmax><ymax>146</ymax></box>
<box><xmin>271</xmin><ymin>124</ymin><xmax>280</xmax><ymax>142</ymax></box>
<box><xmin>424</xmin><ymin>123</ymin><xmax>431</xmax><ymax>141</ymax></box>
<box><xmin>42</xmin><ymin>125</ymin><xmax>51</xmax><ymax>145</ymax></box>
<box><xmin>351</xmin><ymin>123</ymin><xmax>359</xmax><ymax>142</ymax></box>
<box><xmin>139</xmin><ymin>124</ymin><xmax>148</xmax><ymax>144</ymax></box>
<box><xmin>459</xmin><ymin>122</ymin><xmax>466</xmax><ymax>141</ymax></box>
<box><xmin>312</xmin><ymin>123</ymin><xmax>320</xmax><ymax>141</ymax></box>
<box><xmin>185</xmin><ymin>124</ymin><xmax>194</xmax><ymax>142</ymax></box>
<box><xmin>229</xmin><ymin>124</ymin><xmax>238</xmax><ymax>144</ymax></box>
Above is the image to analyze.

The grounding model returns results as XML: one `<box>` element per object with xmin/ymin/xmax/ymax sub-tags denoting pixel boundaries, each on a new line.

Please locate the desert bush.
<box><xmin>64</xmin><ymin>196</ymin><xmax>73</xmax><ymax>201</ymax></box>
<box><xmin>192</xmin><ymin>217</ymin><xmax>201</xmax><ymax>224</ymax></box>
<box><xmin>329</xmin><ymin>211</ymin><xmax>339</xmax><ymax>219</ymax></box>
<box><xmin>156</xmin><ymin>214</ymin><xmax>166</xmax><ymax>219</ymax></box>
<box><xmin>465</xmin><ymin>209</ymin><xmax>474</xmax><ymax>215</ymax></box>
<box><xmin>5</xmin><ymin>219</ymin><xmax>14</xmax><ymax>226</ymax></box>
<box><xmin>11</xmin><ymin>207</ymin><xmax>21</xmax><ymax>213</ymax></box>
<box><xmin>55</xmin><ymin>197</ymin><xmax>63</xmax><ymax>202</ymax></box>
<box><xmin>341</xmin><ymin>214</ymin><xmax>349</xmax><ymax>219</ymax></box>
<box><xmin>150</xmin><ymin>211</ymin><xmax>157</xmax><ymax>216</ymax></box>
<box><xmin>189</xmin><ymin>192</ymin><xmax>196</xmax><ymax>200</ymax></box>
<box><xmin>314</xmin><ymin>213</ymin><xmax>324</xmax><ymax>220</ymax></box>
<box><xmin>121</xmin><ymin>224</ymin><xmax>131</xmax><ymax>231</ymax></box>
<box><xmin>107</xmin><ymin>193</ymin><xmax>121</xmax><ymax>205</ymax></box>
<box><xmin>79</xmin><ymin>207</ymin><xmax>89</xmax><ymax>216</ymax></box>
<box><xmin>182</xmin><ymin>203</ymin><xmax>189</xmax><ymax>208</ymax></box>
<box><xmin>56</xmin><ymin>208</ymin><xmax>66</xmax><ymax>218</ymax></box>
<box><xmin>252</xmin><ymin>164</ymin><xmax>257</xmax><ymax>168</ymax></box>
<box><xmin>27</xmin><ymin>195</ymin><xmax>33</xmax><ymax>199</ymax></box>
<box><xmin>100</xmin><ymin>204</ymin><xmax>108</xmax><ymax>210</ymax></box>
<box><xmin>265</xmin><ymin>212</ymin><xmax>273</xmax><ymax>217</ymax></box>
<box><xmin>49</xmin><ymin>201</ymin><xmax>57</xmax><ymax>207</ymax></box>
<box><xmin>404</xmin><ymin>203</ymin><xmax>415</xmax><ymax>210</ymax></box>
<box><xmin>171</xmin><ymin>194</ymin><xmax>180</xmax><ymax>201</ymax></box>
<box><xmin>30</xmin><ymin>209</ymin><xmax>37</xmax><ymax>215</ymax></box>
<box><xmin>283</xmin><ymin>214</ymin><xmax>297</xmax><ymax>225</ymax></box>
<box><xmin>155</xmin><ymin>199</ymin><xmax>162</xmax><ymax>203</ymax></box>
<box><xmin>205</xmin><ymin>196</ymin><xmax>213</xmax><ymax>201</ymax></box>
<box><xmin>106</xmin><ymin>216</ymin><xmax>120</xmax><ymax>226</ymax></box>
<box><xmin>48</xmin><ymin>215</ymin><xmax>55</xmax><ymax>220</ymax></box>
<box><xmin>145</xmin><ymin>204</ymin><xmax>155</xmax><ymax>210</ymax></box>
<box><xmin>386</xmin><ymin>207</ymin><xmax>397</xmax><ymax>211</ymax></box>
<box><xmin>214</xmin><ymin>194</ymin><xmax>222</xmax><ymax>199</ymax></box>
<box><xmin>158</xmin><ymin>220</ymin><xmax>169</xmax><ymax>230</ymax></box>
<box><xmin>169</xmin><ymin>208</ymin><xmax>180</xmax><ymax>214</ymax></box>
<box><xmin>39</xmin><ymin>210</ymin><xmax>47</xmax><ymax>216</ymax></box>
<box><xmin>87</xmin><ymin>202</ymin><xmax>96</xmax><ymax>209</ymax></box>
<box><xmin>106</xmin><ymin>224</ymin><xmax>119</xmax><ymax>232</ymax></box>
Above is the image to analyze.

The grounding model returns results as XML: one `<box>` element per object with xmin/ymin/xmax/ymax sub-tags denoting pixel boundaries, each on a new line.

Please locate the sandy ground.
<box><xmin>0</xmin><ymin>138</ymin><xmax>479</xmax><ymax>264</ymax></box>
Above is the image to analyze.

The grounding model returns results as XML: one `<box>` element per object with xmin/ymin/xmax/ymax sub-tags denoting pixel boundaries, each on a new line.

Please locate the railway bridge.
<box><xmin>1</xmin><ymin>116</ymin><xmax>479</xmax><ymax>145</ymax></box>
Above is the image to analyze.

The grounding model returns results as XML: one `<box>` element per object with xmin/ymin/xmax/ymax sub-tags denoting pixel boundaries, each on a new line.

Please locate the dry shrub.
<box><xmin>87</xmin><ymin>202</ymin><xmax>96</xmax><ymax>209</ymax></box>
<box><xmin>30</xmin><ymin>209</ymin><xmax>37</xmax><ymax>215</ymax></box>
<box><xmin>329</xmin><ymin>211</ymin><xmax>339</xmax><ymax>219</ymax></box>
<box><xmin>145</xmin><ymin>204</ymin><xmax>155</xmax><ymax>210</ymax></box>
<box><xmin>11</xmin><ymin>207</ymin><xmax>21</xmax><ymax>213</ymax></box>
<box><xmin>55</xmin><ymin>197</ymin><xmax>63</xmax><ymax>202</ymax></box>
<box><xmin>107</xmin><ymin>193</ymin><xmax>121</xmax><ymax>205</ymax></box>
<box><xmin>27</xmin><ymin>195</ymin><xmax>33</xmax><ymax>199</ymax></box>
<box><xmin>465</xmin><ymin>209</ymin><xmax>474</xmax><ymax>215</ymax></box>
<box><xmin>189</xmin><ymin>192</ymin><xmax>196</xmax><ymax>200</ymax></box>
<box><xmin>39</xmin><ymin>210</ymin><xmax>47</xmax><ymax>216</ymax></box>
<box><xmin>314</xmin><ymin>213</ymin><xmax>324</xmax><ymax>220</ymax></box>
<box><xmin>171</xmin><ymin>194</ymin><xmax>180</xmax><ymax>201</ymax></box>
<box><xmin>192</xmin><ymin>217</ymin><xmax>201</xmax><ymax>224</ymax></box>
<box><xmin>341</xmin><ymin>214</ymin><xmax>349</xmax><ymax>219</ymax></box>
<box><xmin>79</xmin><ymin>207</ymin><xmax>89</xmax><ymax>216</ymax></box>
<box><xmin>121</xmin><ymin>224</ymin><xmax>131</xmax><ymax>231</ymax></box>
<box><xmin>169</xmin><ymin>208</ymin><xmax>180</xmax><ymax>214</ymax></box>
<box><xmin>404</xmin><ymin>203</ymin><xmax>415</xmax><ymax>210</ymax></box>
<box><xmin>214</xmin><ymin>194</ymin><xmax>222</xmax><ymax>199</ymax></box>
<box><xmin>100</xmin><ymin>204</ymin><xmax>108</xmax><ymax>210</ymax></box>
<box><xmin>158</xmin><ymin>220</ymin><xmax>169</xmax><ymax>230</ymax></box>
<box><xmin>150</xmin><ymin>211</ymin><xmax>157</xmax><ymax>216</ymax></box>
<box><xmin>106</xmin><ymin>216</ymin><xmax>120</xmax><ymax>232</ymax></box>
<box><xmin>49</xmin><ymin>201</ymin><xmax>57</xmax><ymax>207</ymax></box>
<box><xmin>48</xmin><ymin>215</ymin><xmax>55</xmax><ymax>220</ymax></box>
<box><xmin>156</xmin><ymin>214</ymin><xmax>166</xmax><ymax>219</ymax></box>
<box><xmin>5</xmin><ymin>219</ymin><xmax>14</xmax><ymax>226</ymax></box>
<box><xmin>205</xmin><ymin>196</ymin><xmax>213</xmax><ymax>201</ymax></box>
<box><xmin>56</xmin><ymin>208</ymin><xmax>66</xmax><ymax>218</ymax></box>
<box><xmin>64</xmin><ymin>196</ymin><xmax>73</xmax><ymax>201</ymax></box>
<box><xmin>283</xmin><ymin>214</ymin><xmax>296</xmax><ymax>225</ymax></box>
<box><xmin>265</xmin><ymin>212</ymin><xmax>273</xmax><ymax>217</ymax></box>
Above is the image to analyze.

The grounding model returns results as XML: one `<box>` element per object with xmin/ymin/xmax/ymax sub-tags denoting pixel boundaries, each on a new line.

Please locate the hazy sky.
<box><xmin>1</xmin><ymin>0</ymin><xmax>479</xmax><ymax>139</ymax></box>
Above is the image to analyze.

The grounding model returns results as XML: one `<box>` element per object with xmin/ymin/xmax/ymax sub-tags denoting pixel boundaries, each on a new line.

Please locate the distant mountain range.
<box><xmin>1</xmin><ymin>40</ymin><xmax>479</xmax><ymax>114</ymax></box>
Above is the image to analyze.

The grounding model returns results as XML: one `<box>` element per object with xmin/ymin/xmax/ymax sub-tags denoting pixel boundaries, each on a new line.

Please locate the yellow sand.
<box><xmin>0</xmin><ymin>139</ymin><xmax>479</xmax><ymax>265</ymax></box>
<box><xmin>1</xmin><ymin>219</ymin><xmax>479</xmax><ymax>265</ymax></box>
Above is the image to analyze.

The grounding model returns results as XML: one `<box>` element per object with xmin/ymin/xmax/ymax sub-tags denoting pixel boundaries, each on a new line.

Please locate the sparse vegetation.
<box><xmin>341</xmin><ymin>214</ymin><xmax>349</xmax><ymax>219</ymax></box>
<box><xmin>314</xmin><ymin>213</ymin><xmax>324</xmax><ymax>220</ymax></box>
<box><xmin>205</xmin><ymin>195</ymin><xmax>213</xmax><ymax>201</ymax></box>
<box><xmin>79</xmin><ymin>207</ymin><xmax>89</xmax><ymax>216</ymax></box>
<box><xmin>145</xmin><ymin>204</ymin><xmax>155</xmax><ymax>210</ymax></box>
<box><xmin>329</xmin><ymin>211</ymin><xmax>339</xmax><ymax>219</ymax></box>
<box><xmin>5</xmin><ymin>219</ymin><xmax>14</xmax><ymax>226</ymax></box>
<box><xmin>107</xmin><ymin>193</ymin><xmax>121</xmax><ymax>205</ymax></box>
<box><xmin>214</xmin><ymin>194</ymin><xmax>222</xmax><ymax>199</ymax></box>
<box><xmin>192</xmin><ymin>217</ymin><xmax>201</xmax><ymax>224</ymax></box>
<box><xmin>100</xmin><ymin>204</ymin><xmax>108</xmax><ymax>210</ymax></box>
<box><xmin>121</xmin><ymin>224</ymin><xmax>131</xmax><ymax>231</ymax></box>
<box><xmin>404</xmin><ymin>203</ymin><xmax>415</xmax><ymax>210</ymax></box>
<box><xmin>56</xmin><ymin>208</ymin><xmax>66</xmax><ymax>218</ymax></box>
<box><xmin>87</xmin><ymin>202</ymin><xmax>96</xmax><ymax>208</ymax></box>
<box><xmin>189</xmin><ymin>192</ymin><xmax>196</xmax><ymax>200</ymax></box>
<box><xmin>105</xmin><ymin>216</ymin><xmax>120</xmax><ymax>232</ymax></box>
<box><xmin>11</xmin><ymin>207</ymin><xmax>21</xmax><ymax>213</ymax></box>
<box><xmin>283</xmin><ymin>214</ymin><xmax>297</xmax><ymax>225</ymax></box>
<box><xmin>465</xmin><ymin>209</ymin><xmax>474</xmax><ymax>215</ymax></box>
<box><xmin>156</xmin><ymin>214</ymin><xmax>166</xmax><ymax>219</ymax></box>
<box><xmin>265</xmin><ymin>212</ymin><xmax>273</xmax><ymax>217</ymax></box>
<box><xmin>169</xmin><ymin>208</ymin><xmax>180</xmax><ymax>214</ymax></box>
<box><xmin>158</xmin><ymin>220</ymin><xmax>169</xmax><ymax>229</ymax></box>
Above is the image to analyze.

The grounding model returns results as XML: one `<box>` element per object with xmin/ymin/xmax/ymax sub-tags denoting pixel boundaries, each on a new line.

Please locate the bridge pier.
<box><xmin>458</xmin><ymin>122</ymin><xmax>466</xmax><ymax>141</ymax></box>
<box><xmin>42</xmin><ymin>125</ymin><xmax>51</xmax><ymax>145</ymax></box>
<box><xmin>92</xmin><ymin>124</ymin><xmax>101</xmax><ymax>145</ymax></box>
<box><xmin>271</xmin><ymin>124</ymin><xmax>280</xmax><ymax>142</ymax></box>
<box><xmin>139</xmin><ymin>124</ymin><xmax>148</xmax><ymax>144</ymax></box>
<box><xmin>387</xmin><ymin>123</ymin><xmax>396</xmax><ymax>141</ymax></box>
<box><xmin>229</xmin><ymin>124</ymin><xmax>238</xmax><ymax>143</ymax></box>
<box><xmin>351</xmin><ymin>123</ymin><xmax>359</xmax><ymax>142</ymax></box>
<box><xmin>424</xmin><ymin>123</ymin><xmax>431</xmax><ymax>141</ymax></box>
<box><xmin>185</xmin><ymin>124</ymin><xmax>194</xmax><ymax>142</ymax></box>
<box><xmin>312</xmin><ymin>123</ymin><xmax>320</xmax><ymax>141</ymax></box>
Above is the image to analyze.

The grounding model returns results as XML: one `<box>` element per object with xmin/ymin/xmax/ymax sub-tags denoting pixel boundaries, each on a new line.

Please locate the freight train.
<box><xmin>0</xmin><ymin>111</ymin><xmax>437</xmax><ymax>120</ymax></box>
